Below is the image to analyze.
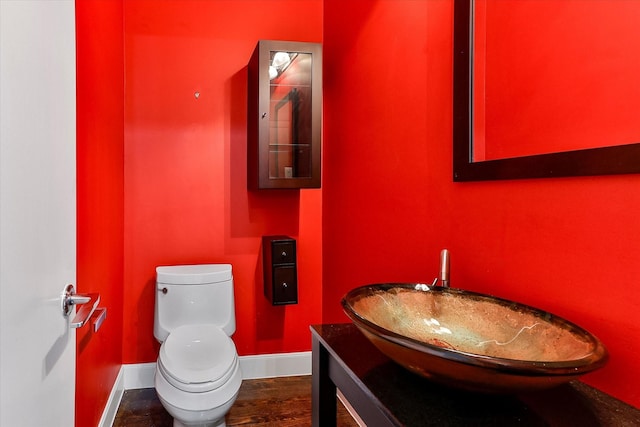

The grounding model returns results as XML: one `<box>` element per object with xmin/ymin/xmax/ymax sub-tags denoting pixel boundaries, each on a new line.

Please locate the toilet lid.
<box><xmin>160</xmin><ymin>324</ymin><xmax>237</xmax><ymax>386</ymax></box>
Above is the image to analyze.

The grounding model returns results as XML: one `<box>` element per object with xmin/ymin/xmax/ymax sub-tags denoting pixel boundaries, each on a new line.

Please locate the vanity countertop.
<box><xmin>311</xmin><ymin>323</ymin><xmax>640</xmax><ymax>427</ymax></box>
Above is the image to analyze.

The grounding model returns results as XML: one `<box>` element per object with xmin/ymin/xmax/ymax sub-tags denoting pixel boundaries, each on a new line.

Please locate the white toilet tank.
<box><xmin>154</xmin><ymin>264</ymin><xmax>236</xmax><ymax>342</ymax></box>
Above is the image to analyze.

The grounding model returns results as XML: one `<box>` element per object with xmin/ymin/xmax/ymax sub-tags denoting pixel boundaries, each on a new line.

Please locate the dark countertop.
<box><xmin>311</xmin><ymin>323</ymin><xmax>640</xmax><ymax>427</ymax></box>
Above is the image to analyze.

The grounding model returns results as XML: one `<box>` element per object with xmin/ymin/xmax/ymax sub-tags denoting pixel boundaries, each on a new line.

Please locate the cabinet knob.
<box><xmin>282</xmin><ymin>282</ymin><xmax>288</xmax><ymax>288</ymax></box>
<box><xmin>261</xmin><ymin>112</ymin><xmax>267</xmax><ymax>119</ymax></box>
<box><xmin>281</xmin><ymin>251</ymin><xmax>287</xmax><ymax>258</ymax></box>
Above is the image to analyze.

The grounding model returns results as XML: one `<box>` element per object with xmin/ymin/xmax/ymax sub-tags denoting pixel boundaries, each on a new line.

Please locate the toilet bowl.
<box><xmin>154</xmin><ymin>264</ymin><xmax>242</xmax><ymax>427</ymax></box>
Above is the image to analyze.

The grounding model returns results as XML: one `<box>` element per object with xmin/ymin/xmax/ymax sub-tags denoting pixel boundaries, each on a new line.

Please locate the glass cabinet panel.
<box><xmin>248</xmin><ymin>41</ymin><xmax>322</xmax><ymax>189</ymax></box>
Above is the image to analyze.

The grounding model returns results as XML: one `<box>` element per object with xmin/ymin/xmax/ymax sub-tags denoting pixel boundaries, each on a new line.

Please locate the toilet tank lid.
<box><xmin>156</xmin><ymin>264</ymin><xmax>232</xmax><ymax>285</ymax></box>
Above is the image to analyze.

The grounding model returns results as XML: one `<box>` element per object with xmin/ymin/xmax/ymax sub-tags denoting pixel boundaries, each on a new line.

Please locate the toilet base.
<box><xmin>173</xmin><ymin>418</ymin><xmax>225</xmax><ymax>427</ymax></box>
<box><xmin>158</xmin><ymin>391</ymin><xmax>236</xmax><ymax>427</ymax></box>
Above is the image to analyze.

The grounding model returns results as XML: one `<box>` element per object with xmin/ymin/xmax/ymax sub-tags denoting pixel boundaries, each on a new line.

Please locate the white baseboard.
<box><xmin>99</xmin><ymin>351</ymin><xmax>312</xmax><ymax>427</ymax></box>
<box><xmin>239</xmin><ymin>351</ymin><xmax>311</xmax><ymax>380</ymax></box>
<box><xmin>97</xmin><ymin>368</ymin><xmax>124</xmax><ymax>427</ymax></box>
<box><xmin>122</xmin><ymin>362</ymin><xmax>157</xmax><ymax>389</ymax></box>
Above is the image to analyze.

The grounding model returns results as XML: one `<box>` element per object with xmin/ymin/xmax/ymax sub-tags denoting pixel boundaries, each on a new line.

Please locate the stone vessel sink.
<box><xmin>341</xmin><ymin>283</ymin><xmax>608</xmax><ymax>393</ymax></box>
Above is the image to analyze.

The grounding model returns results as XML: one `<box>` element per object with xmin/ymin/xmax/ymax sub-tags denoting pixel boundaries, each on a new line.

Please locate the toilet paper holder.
<box><xmin>61</xmin><ymin>284</ymin><xmax>100</xmax><ymax>329</ymax></box>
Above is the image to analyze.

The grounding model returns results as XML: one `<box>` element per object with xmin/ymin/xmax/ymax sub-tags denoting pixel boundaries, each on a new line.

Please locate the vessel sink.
<box><xmin>342</xmin><ymin>283</ymin><xmax>608</xmax><ymax>393</ymax></box>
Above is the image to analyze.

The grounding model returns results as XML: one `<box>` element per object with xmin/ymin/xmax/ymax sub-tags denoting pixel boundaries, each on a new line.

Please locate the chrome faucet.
<box><xmin>438</xmin><ymin>249</ymin><xmax>450</xmax><ymax>288</ymax></box>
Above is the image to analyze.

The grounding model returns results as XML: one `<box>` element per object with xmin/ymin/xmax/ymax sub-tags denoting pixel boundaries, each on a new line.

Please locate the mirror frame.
<box><xmin>453</xmin><ymin>0</ymin><xmax>640</xmax><ymax>181</ymax></box>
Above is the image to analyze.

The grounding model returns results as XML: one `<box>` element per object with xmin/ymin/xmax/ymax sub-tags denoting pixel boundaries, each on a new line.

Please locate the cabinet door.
<box><xmin>248</xmin><ymin>40</ymin><xmax>322</xmax><ymax>189</ymax></box>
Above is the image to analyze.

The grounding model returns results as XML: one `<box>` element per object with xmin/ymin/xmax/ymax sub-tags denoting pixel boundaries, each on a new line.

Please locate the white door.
<box><xmin>1</xmin><ymin>1</ymin><xmax>76</xmax><ymax>426</ymax></box>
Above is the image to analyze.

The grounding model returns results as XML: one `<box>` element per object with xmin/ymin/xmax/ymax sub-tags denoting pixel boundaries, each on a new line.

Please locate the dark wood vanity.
<box><xmin>311</xmin><ymin>323</ymin><xmax>640</xmax><ymax>426</ymax></box>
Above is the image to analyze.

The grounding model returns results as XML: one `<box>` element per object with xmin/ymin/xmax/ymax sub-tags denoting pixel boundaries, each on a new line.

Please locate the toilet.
<box><xmin>154</xmin><ymin>264</ymin><xmax>242</xmax><ymax>427</ymax></box>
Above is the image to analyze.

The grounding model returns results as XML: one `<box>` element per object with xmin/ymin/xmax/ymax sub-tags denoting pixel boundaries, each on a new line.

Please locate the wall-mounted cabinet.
<box><xmin>248</xmin><ymin>40</ymin><xmax>322</xmax><ymax>189</ymax></box>
<box><xmin>263</xmin><ymin>235</ymin><xmax>298</xmax><ymax>305</ymax></box>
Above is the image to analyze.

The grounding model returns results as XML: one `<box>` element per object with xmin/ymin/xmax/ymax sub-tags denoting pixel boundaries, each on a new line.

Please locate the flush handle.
<box><xmin>61</xmin><ymin>284</ymin><xmax>100</xmax><ymax>329</ymax></box>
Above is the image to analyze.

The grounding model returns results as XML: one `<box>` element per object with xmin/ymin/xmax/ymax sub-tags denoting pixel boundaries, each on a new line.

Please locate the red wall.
<box><xmin>323</xmin><ymin>0</ymin><xmax>640</xmax><ymax>408</ymax></box>
<box><xmin>76</xmin><ymin>1</ymin><xmax>124</xmax><ymax>426</ymax></box>
<box><xmin>76</xmin><ymin>0</ymin><xmax>640</xmax><ymax>416</ymax></box>
<box><xmin>122</xmin><ymin>0</ymin><xmax>323</xmax><ymax>363</ymax></box>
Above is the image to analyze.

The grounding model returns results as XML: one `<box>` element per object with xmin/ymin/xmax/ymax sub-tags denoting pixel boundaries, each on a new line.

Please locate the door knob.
<box><xmin>61</xmin><ymin>284</ymin><xmax>100</xmax><ymax>329</ymax></box>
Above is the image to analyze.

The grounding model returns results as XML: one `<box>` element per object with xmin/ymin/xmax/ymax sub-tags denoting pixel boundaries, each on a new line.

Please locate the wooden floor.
<box><xmin>113</xmin><ymin>375</ymin><xmax>360</xmax><ymax>427</ymax></box>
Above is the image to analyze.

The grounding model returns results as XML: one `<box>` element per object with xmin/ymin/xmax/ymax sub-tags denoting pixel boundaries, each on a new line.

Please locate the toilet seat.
<box><xmin>159</xmin><ymin>324</ymin><xmax>238</xmax><ymax>393</ymax></box>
